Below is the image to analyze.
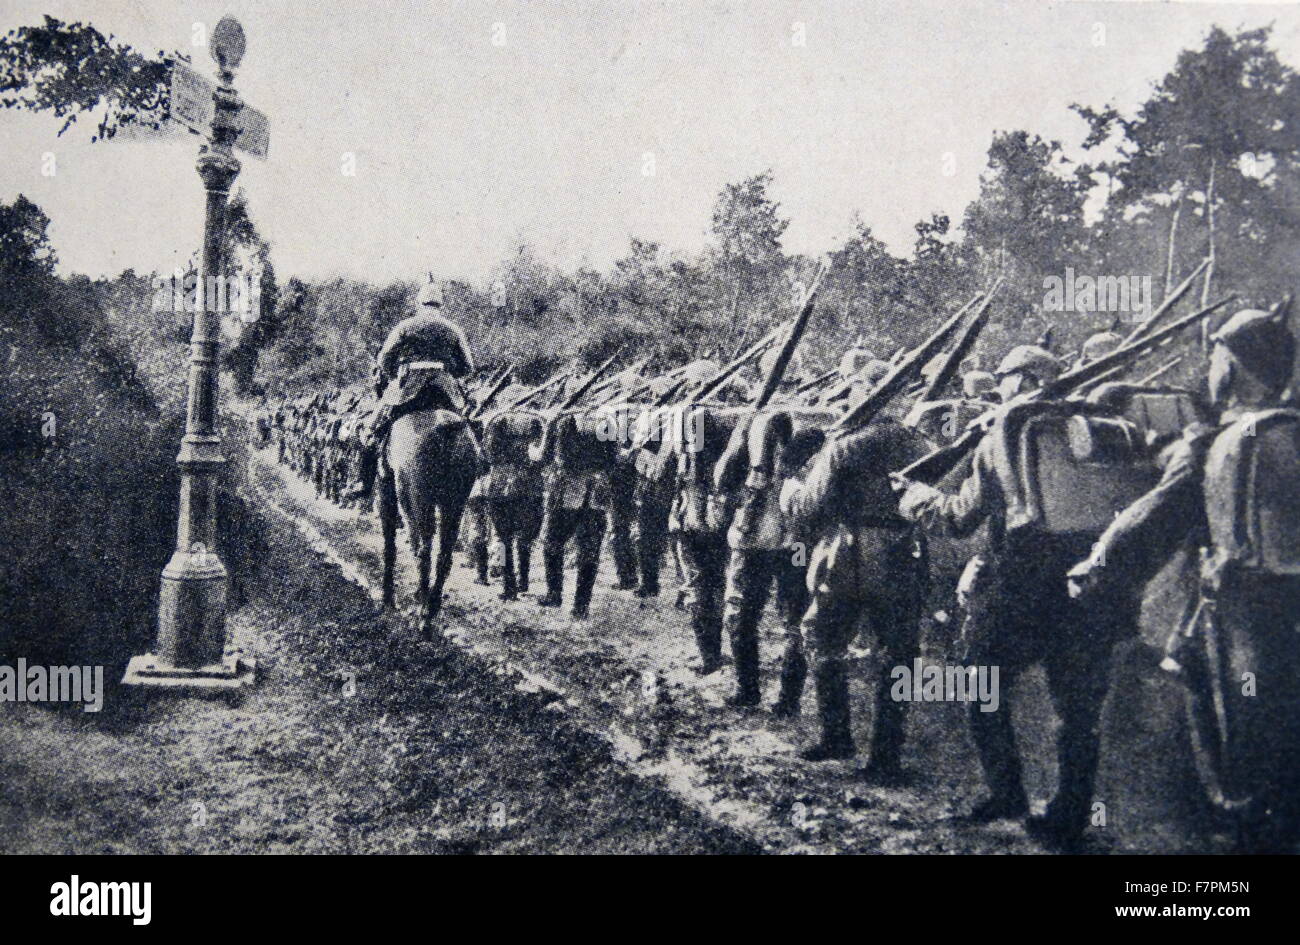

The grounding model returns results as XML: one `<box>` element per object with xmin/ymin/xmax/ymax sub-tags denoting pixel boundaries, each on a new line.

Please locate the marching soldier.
<box><xmin>345</xmin><ymin>278</ymin><xmax>474</xmax><ymax>502</ymax></box>
<box><xmin>1068</xmin><ymin>307</ymin><xmax>1300</xmax><ymax>852</ymax></box>
<box><xmin>534</xmin><ymin>410</ymin><xmax>619</xmax><ymax>619</ymax></box>
<box><xmin>897</xmin><ymin>343</ymin><xmax>1135</xmax><ymax>851</ymax></box>
<box><xmin>670</xmin><ymin>404</ymin><xmax>741</xmax><ymax>674</ymax></box>
<box><xmin>781</xmin><ymin>417</ymin><xmax>927</xmax><ymax>771</ymax></box>
<box><xmin>713</xmin><ymin>410</ymin><xmax>824</xmax><ymax>712</ymax></box>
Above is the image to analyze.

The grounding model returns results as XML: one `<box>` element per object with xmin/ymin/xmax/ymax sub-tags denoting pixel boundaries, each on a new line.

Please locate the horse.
<box><xmin>378</xmin><ymin>408</ymin><xmax>481</xmax><ymax>638</ymax></box>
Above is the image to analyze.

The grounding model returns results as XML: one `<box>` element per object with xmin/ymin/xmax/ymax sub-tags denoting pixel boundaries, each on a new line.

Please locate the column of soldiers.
<box><xmin>262</xmin><ymin>279</ymin><xmax>1300</xmax><ymax>854</ymax></box>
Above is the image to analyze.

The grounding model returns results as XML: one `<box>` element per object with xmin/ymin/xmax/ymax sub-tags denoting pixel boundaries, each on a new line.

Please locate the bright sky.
<box><xmin>1</xmin><ymin>0</ymin><xmax>1297</xmax><ymax>285</ymax></box>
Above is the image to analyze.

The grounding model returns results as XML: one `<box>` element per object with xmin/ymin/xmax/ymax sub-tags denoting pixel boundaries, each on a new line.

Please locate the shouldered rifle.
<box><xmin>468</xmin><ymin>363</ymin><xmax>514</xmax><ymax>419</ymax></box>
<box><xmin>912</xmin><ymin>282</ymin><xmax>1001</xmax><ymax>408</ymax></box>
<box><xmin>504</xmin><ymin>371</ymin><xmax>570</xmax><ymax>411</ymax></box>
<box><xmin>686</xmin><ymin>322</ymin><xmax>787</xmax><ymax>405</ymax></box>
<box><xmin>898</xmin><ymin>293</ymin><xmax>1237</xmax><ymax>485</ymax></box>
<box><xmin>554</xmin><ymin>348</ymin><xmax>625</xmax><ymax>413</ymax></box>
<box><xmin>797</xmin><ymin>367</ymin><xmax>840</xmax><ymax>396</ymax></box>
<box><xmin>832</xmin><ymin>289</ymin><xmax>988</xmax><ymax>434</ymax></box>
<box><xmin>749</xmin><ymin>261</ymin><xmax>830</xmax><ymax>412</ymax></box>
<box><xmin>1121</xmin><ymin>257</ymin><xmax>1211</xmax><ymax>346</ymax></box>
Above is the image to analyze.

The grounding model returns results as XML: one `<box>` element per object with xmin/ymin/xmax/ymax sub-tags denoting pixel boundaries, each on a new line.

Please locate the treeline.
<box><xmin>241</xmin><ymin>26</ymin><xmax>1299</xmax><ymax>394</ymax></box>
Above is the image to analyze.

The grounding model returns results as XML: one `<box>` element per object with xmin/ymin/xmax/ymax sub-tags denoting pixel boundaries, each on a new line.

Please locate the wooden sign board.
<box><xmin>168</xmin><ymin>60</ymin><xmax>270</xmax><ymax>159</ymax></box>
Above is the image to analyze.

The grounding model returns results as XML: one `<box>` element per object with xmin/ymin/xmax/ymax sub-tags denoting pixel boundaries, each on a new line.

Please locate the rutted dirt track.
<box><xmin>0</xmin><ymin>438</ymin><xmax>1229</xmax><ymax>854</ymax></box>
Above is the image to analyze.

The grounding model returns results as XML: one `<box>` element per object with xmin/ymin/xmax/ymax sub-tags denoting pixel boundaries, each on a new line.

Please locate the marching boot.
<box><xmin>964</xmin><ymin>699</ymin><xmax>1029</xmax><ymax>822</ymax></box>
<box><xmin>727</xmin><ymin>627</ymin><xmax>761</xmax><ymax>709</ymax></box>
<box><xmin>800</xmin><ymin>660</ymin><xmax>854</xmax><ymax>761</ymax></box>
<box><xmin>771</xmin><ymin>639</ymin><xmax>807</xmax><ymax>718</ymax></box>
<box><xmin>473</xmin><ymin>541</ymin><xmax>490</xmax><ymax>586</ymax></box>
<box><xmin>571</xmin><ymin>561</ymin><xmax>598</xmax><ymax>619</ymax></box>
<box><xmin>537</xmin><ymin>547</ymin><xmax>564</xmax><ymax>608</ymax></box>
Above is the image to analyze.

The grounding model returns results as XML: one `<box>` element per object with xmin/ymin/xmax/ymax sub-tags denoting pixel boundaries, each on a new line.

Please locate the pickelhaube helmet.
<box><xmin>1080</xmin><ymin>330</ymin><xmax>1123</xmax><ymax>366</ymax></box>
<box><xmin>417</xmin><ymin>276</ymin><xmax>444</xmax><ymax>308</ymax></box>
<box><xmin>838</xmin><ymin>346</ymin><xmax>878</xmax><ymax>378</ymax></box>
<box><xmin>995</xmin><ymin>345</ymin><xmax>1061</xmax><ymax>384</ymax></box>
<box><xmin>681</xmin><ymin>358</ymin><xmax>721</xmax><ymax>385</ymax></box>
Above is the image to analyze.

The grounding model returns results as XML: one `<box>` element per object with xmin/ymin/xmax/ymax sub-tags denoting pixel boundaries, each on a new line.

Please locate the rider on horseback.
<box><xmin>345</xmin><ymin>277</ymin><xmax>475</xmax><ymax>502</ymax></box>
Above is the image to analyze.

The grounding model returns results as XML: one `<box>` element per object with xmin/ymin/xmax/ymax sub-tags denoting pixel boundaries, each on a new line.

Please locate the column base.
<box><xmin>122</xmin><ymin>648</ymin><xmax>255</xmax><ymax>694</ymax></box>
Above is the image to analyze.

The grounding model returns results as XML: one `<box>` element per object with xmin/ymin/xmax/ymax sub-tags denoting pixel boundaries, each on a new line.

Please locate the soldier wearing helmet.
<box><xmin>1077</xmin><ymin>329</ymin><xmax>1124</xmax><ymax>369</ymax></box>
<box><xmin>1068</xmin><ymin>305</ymin><xmax>1300</xmax><ymax>852</ymax></box>
<box><xmin>994</xmin><ymin>344</ymin><xmax>1060</xmax><ymax>403</ymax></box>
<box><xmin>345</xmin><ymin>276</ymin><xmax>474</xmax><ymax>501</ymax></box>
<box><xmin>898</xmin><ymin>337</ymin><xmax>1134</xmax><ymax>851</ymax></box>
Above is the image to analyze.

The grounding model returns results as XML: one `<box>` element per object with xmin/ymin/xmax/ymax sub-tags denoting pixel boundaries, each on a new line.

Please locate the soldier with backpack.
<box><xmin>1068</xmin><ymin>304</ymin><xmax>1300</xmax><ymax>852</ymax></box>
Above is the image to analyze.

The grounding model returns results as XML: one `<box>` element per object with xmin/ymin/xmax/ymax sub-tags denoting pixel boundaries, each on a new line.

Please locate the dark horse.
<box><xmin>378</xmin><ymin>408</ymin><xmax>481</xmax><ymax>638</ymax></box>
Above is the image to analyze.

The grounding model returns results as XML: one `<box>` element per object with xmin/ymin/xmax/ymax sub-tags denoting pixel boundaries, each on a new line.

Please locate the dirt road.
<box><xmin>0</xmin><ymin>442</ymin><xmax>1230</xmax><ymax>854</ymax></box>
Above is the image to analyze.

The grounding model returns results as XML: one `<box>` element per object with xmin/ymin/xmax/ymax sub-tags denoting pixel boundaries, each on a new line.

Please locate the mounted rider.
<box><xmin>346</xmin><ymin>277</ymin><xmax>475</xmax><ymax>502</ymax></box>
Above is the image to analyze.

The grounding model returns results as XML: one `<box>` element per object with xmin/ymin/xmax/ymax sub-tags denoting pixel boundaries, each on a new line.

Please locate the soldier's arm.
<box><xmin>712</xmin><ymin>418</ymin><xmax>751</xmax><ymax>493</ymax></box>
<box><xmin>899</xmin><ymin>437</ymin><xmax>994</xmax><ymax>539</ymax></box>
<box><xmin>376</xmin><ymin>323</ymin><xmax>409</xmax><ymax>380</ymax></box>
<box><xmin>1068</xmin><ymin>434</ymin><xmax>1204</xmax><ymax>593</ymax></box>
<box><xmin>447</xmin><ymin>322</ymin><xmax>475</xmax><ymax>378</ymax></box>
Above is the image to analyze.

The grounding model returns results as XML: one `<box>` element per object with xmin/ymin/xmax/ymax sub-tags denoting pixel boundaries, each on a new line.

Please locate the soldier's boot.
<box><xmin>860</xmin><ymin>687</ymin><xmax>907</xmax><ymax>785</ymax></box>
<box><xmin>472</xmin><ymin>540</ymin><xmax>490</xmax><ymax>586</ymax></box>
<box><xmin>691</xmin><ymin>611</ymin><xmax>724</xmax><ymax>676</ymax></box>
<box><xmin>965</xmin><ymin>699</ymin><xmax>1029</xmax><ymax>822</ymax></box>
<box><xmin>771</xmin><ymin>638</ymin><xmax>807</xmax><ymax>718</ymax></box>
<box><xmin>636</xmin><ymin>547</ymin><xmax>661</xmax><ymax>598</ymax></box>
<box><xmin>517</xmin><ymin>545</ymin><xmax>532</xmax><ymax>594</ymax></box>
<box><xmin>538</xmin><ymin>546</ymin><xmax>564</xmax><ymax>608</ymax></box>
<box><xmin>572</xmin><ymin>561</ymin><xmax>598</xmax><ymax>620</ymax></box>
<box><xmin>612</xmin><ymin>531</ymin><xmax>638</xmax><ymax>591</ymax></box>
<box><xmin>801</xmin><ymin>659</ymin><xmax>854</xmax><ymax>761</ymax></box>
<box><xmin>727</xmin><ymin>627</ymin><xmax>761</xmax><ymax>709</ymax></box>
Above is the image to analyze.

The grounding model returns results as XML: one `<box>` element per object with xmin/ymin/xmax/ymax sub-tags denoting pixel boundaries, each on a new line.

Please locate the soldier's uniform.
<box><xmin>536</xmin><ymin>411</ymin><xmax>618</xmax><ymax>618</ymax></box>
<box><xmin>1069</xmin><ymin>308</ymin><xmax>1300</xmax><ymax>851</ymax></box>
<box><xmin>608</xmin><ymin>440</ymin><xmax>640</xmax><ymax>591</ymax></box>
<box><xmin>899</xmin><ymin>345</ymin><xmax>1136</xmax><ymax>850</ymax></box>
<box><xmin>632</xmin><ymin>409</ymin><xmax>675</xmax><ymax>598</ymax></box>
<box><xmin>713</xmin><ymin>410</ymin><xmax>822</xmax><ymax>711</ymax></box>
<box><xmin>782</xmin><ymin>418</ymin><xmax>927</xmax><ymax>766</ymax></box>
<box><xmin>347</xmin><ymin>280</ymin><xmax>474</xmax><ymax>501</ymax></box>
<box><xmin>670</xmin><ymin>405</ymin><xmax>740</xmax><ymax>673</ymax></box>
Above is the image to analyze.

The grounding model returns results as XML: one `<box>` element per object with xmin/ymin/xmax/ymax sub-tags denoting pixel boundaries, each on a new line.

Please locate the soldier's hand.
<box><xmin>1066</xmin><ymin>561</ymin><xmax>1097</xmax><ymax>600</ymax></box>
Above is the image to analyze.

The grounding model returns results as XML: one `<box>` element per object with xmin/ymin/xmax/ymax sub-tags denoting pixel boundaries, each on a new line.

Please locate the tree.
<box><xmin>0</xmin><ymin>15</ymin><xmax>171</xmax><ymax>140</ymax></box>
<box><xmin>708</xmin><ymin>170</ymin><xmax>790</xmax><ymax>332</ymax></box>
<box><xmin>1074</xmin><ymin>25</ymin><xmax>1300</xmax><ymax>303</ymax></box>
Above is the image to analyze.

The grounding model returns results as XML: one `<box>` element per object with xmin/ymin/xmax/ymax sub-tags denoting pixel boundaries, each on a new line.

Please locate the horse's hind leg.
<box><xmin>416</xmin><ymin>524</ymin><xmax>435</xmax><ymax>636</ymax></box>
<box><xmin>426</xmin><ymin>500</ymin><xmax>465</xmax><ymax>634</ymax></box>
<box><xmin>500</xmin><ymin>532</ymin><xmax>517</xmax><ymax>601</ymax></box>
<box><xmin>378</xmin><ymin>472</ymin><xmax>399</xmax><ymax>610</ymax></box>
<box><xmin>517</xmin><ymin>537</ymin><xmax>532</xmax><ymax>594</ymax></box>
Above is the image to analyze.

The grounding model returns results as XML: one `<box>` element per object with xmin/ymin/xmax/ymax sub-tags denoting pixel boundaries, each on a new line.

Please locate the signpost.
<box><xmin>123</xmin><ymin>17</ymin><xmax>268</xmax><ymax>695</ymax></box>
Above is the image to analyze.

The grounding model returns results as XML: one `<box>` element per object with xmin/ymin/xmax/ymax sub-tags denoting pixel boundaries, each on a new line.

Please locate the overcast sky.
<box><xmin>2</xmin><ymin>0</ymin><xmax>1297</xmax><ymax>285</ymax></box>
